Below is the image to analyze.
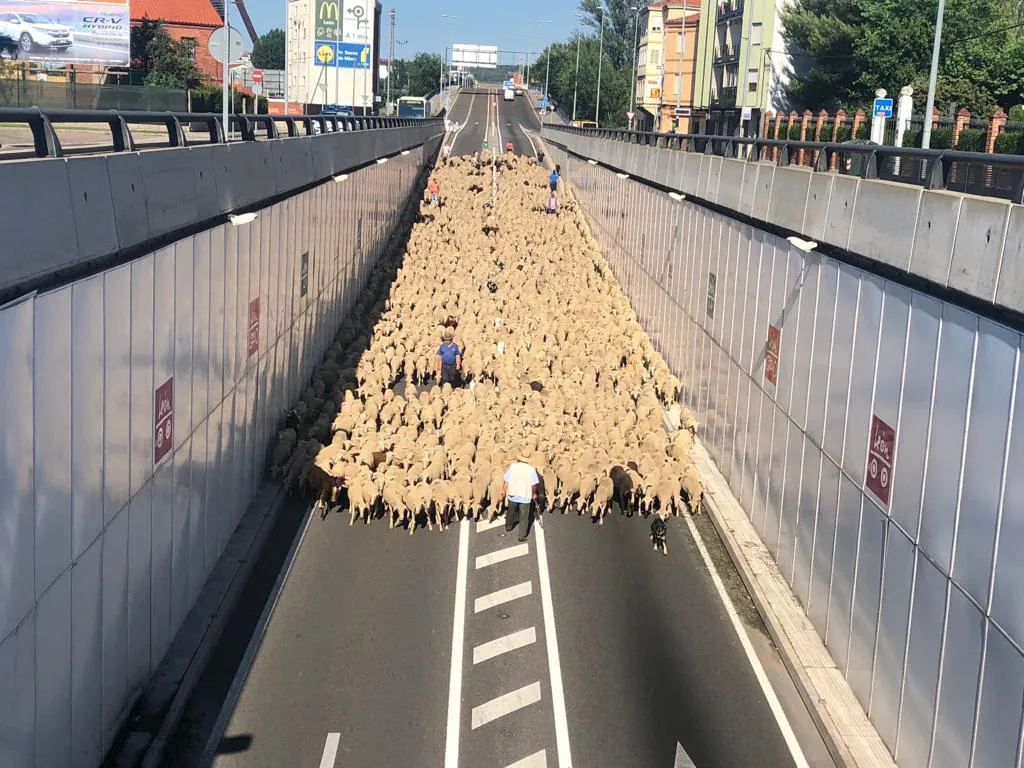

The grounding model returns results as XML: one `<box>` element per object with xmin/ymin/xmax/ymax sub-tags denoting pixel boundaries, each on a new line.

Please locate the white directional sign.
<box><xmin>453</xmin><ymin>43</ymin><xmax>498</xmax><ymax>69</ymax></box>
<box><xmin>208</xmin><ymin>26</ymin><xmax>245</xmax><ymax>65</ymax></box>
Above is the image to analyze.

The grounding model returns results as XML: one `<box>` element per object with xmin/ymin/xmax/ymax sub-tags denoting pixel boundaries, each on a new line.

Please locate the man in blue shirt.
<box><xmin>437</xmin><ymin>328</ymin><xmax>462</xmax><ymax>387</ymax></box>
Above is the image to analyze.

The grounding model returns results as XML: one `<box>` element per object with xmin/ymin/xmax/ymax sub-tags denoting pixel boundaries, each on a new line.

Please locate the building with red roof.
<box><xmin>131</xmin><ymin>0</ymin><xmax>226</xmax><ymax>82</ymax></box>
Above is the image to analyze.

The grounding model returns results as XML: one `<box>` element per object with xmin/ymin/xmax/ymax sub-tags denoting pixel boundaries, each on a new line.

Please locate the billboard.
<box><xmin>452</xmin><ymin>43</ymin><xmax>497</xmax><ymax>69</ymax></box>
<box><xmin>313</xmin><ymin>0</ymin><xmax>371</xmax><ymax>68</ymax></box>
<box><xmin>0</xmin><ymin>0</ymin><xmax>129</xmax><ymax>65</ymax></box>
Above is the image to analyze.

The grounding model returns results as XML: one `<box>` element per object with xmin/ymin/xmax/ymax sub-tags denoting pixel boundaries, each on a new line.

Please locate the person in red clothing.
<box><xmin>427</xmin><ymin>177</ymin><xmax>440</xmax><ymax>206</ymax></box>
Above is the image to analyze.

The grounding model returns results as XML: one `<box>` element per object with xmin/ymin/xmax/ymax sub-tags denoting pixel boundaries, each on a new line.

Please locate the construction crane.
<box><xmin>232</xmin><ymin>0</ymin><xmax>259</xmax><ymax>45</ymax></box>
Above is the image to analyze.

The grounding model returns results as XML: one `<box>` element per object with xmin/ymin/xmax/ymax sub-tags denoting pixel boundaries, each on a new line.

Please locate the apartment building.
<box><xmin>634</xmin><ymin>0</ymin><xmax>702</xmax><ymax>133</ymax></box>
<box><xmin>692</xmin><ymin>0</ymin><xmax>791</xmax><ymax>135</ymax></box>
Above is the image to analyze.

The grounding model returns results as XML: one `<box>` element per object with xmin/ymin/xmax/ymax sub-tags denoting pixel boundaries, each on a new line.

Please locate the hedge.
<box><xmin>190</xmin><ymin>85</ymin><xmax>269</xmax><ymax>115</ymax></box>
<box><xmin>955</xmin><ymin>127</ymin><xmax>985</xmax><ymax>152</ymax></box>
<box><xmin>995</xmin><ymin>131</ymin><xmax>1024</xmax><ymax>155</ymax></box>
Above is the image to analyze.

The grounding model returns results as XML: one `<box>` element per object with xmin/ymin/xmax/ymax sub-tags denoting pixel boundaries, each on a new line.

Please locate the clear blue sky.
<box><xmin>237</xmin><ymin>0</ymin><xmax>585</xmax><ymax>62</ymax></box>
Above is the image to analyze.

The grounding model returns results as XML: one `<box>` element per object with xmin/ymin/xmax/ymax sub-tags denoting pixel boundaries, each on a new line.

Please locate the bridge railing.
<box><xmin>0</xmin><ymin>106</ymin><xmax>440</xmax><ymax>160</ymax></box>
<box><xmin>545</xmin><ymin>123</ymin><xmax>1024</xmax><ymax>203</ymax></box>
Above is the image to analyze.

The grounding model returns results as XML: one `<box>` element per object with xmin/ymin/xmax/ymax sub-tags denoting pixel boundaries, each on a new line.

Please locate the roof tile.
<box><xmin>132</xmin><ymin>0</ymin><xmax>223</xmax><ymax>28</ymax></box>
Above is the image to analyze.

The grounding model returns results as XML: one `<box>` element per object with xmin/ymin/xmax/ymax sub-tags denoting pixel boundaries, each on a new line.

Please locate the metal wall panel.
<box><xmin>72</xmin><ymin>532</ymin><xmax>103</xmax><ymax>766</ymax></box>
<box><xmin>561</xmin><ymin>150</ymin><xmax>1024</xmax><ymax>765</ymax></box>
<box><xmin>72</xmin><ymin>277</ymin><xmax>106</xmax><ymax>558</ymax></box>
<box><xmin>35</xmin><ymin>569</ymin><xmax>72</xmax><ymax>766</ymax></box>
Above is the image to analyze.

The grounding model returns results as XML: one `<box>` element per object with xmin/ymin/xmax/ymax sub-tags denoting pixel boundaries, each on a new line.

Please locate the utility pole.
<box><xmin>595</xmin><ymin>10</ymin><xmax>604</xmax><ymax>125</ymax></box>
<box><xmin>572</xmin><ymin>27</ymin><xmax>581</xmax><ymax>122</ymax></box>
<box><xmin>334</xmin><ymin>0</ymin><xmax>340</xmax><ymax>106</ymax></box>
<box><xmin>387</xmin><ymin>8</ymin><xmax>395</xmax><ymax>114</ymax></box>
<box><xmin>922</xmin><ymin>0</ymin><xmax>945</xmax><ymax>149</ymax></box>
<box><xmin>543</xmin><ymin>44</ymin><xmax>551</xmax><ymax>122</ymax></box>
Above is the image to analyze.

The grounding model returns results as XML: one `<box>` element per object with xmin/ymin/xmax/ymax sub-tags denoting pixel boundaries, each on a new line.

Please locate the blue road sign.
<box><xmin>873</xmin><ymin>97</ymin><xmax>893</xmax><ymax>118</ymax></box>
<box><xmin>314</xmin><ymin>40</ymin><xmax>370</xmax><ymax>68</ymax></box>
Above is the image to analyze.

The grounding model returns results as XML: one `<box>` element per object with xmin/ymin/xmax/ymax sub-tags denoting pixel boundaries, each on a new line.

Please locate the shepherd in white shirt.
<box><xmin>500</xmin><ymin>449</ymin><xmax>539</xmax><ymax>542</ymax></box>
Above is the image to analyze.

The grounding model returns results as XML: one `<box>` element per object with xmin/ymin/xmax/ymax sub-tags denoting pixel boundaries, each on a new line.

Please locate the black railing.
<box><xmin>0</xmin><ymin>107</ymin><xmax>442</xmax><ymax>160</ymax></box>
<box><xmin>711</xmin><ymin>86</ymin><xmax>738</xmax><ymax>106</ymax></box>
<box><xmin>545</xmin><ymin>123</ymin><xmax>1024</xmax><ymax>203</ymax></box>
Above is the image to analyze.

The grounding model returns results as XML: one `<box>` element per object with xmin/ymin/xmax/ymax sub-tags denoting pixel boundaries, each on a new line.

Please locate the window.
<box><xmin>747</xmin><ymin>68</ymin><xmax>758</xmax><ymax>92</ymax></box>
<box><xmin>651</xmin><ymin>49</ymin><xmax>660</xmax><ymax>66</ymax></box>
<box><xmin>181</xmin><ymin>37</ymin><xmax>197</xmax><ymax>60</ymax></box>
<box><xmin>751</xmin><ymin>22</ymin><xmax>762</xmax><ymax>45</ymax></box>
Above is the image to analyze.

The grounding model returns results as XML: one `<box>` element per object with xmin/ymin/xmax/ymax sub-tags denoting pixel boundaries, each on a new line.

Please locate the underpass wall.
<box><xmin>547</xmin><ymin>142</ymin><xmax>1024</xmax><ymax>768</ymax></box>
<box><xmin>0</xmin><ymin>144</ymin><xmax>436</xmax><ymax>768</ymax></box>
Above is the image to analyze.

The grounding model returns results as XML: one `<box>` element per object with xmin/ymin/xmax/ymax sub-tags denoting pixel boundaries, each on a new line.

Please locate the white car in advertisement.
<box><xmin>0</xmin><ymin>11</ymin><xmax>73</xmax><ymax>53</ymax></box>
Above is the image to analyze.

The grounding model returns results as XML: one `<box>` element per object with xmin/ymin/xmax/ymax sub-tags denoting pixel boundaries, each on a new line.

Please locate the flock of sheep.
<box><xmin>269</xmin><ymin>152</ymin><xmax>704</xmax><ymax>534</ymax></box>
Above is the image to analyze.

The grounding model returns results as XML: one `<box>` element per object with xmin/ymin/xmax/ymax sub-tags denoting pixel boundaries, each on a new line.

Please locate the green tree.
<box><xmin>406</xmin><ymin>52</ymin><xmax>443</xmax><ymax>97</ymax></box>
<box><xmin>578</xmin><ymin>0</ymin><xmax>638</xmax><ymax>71</ymax></box>
<box><xmin>251</xmin><ymin>28</ymin><xmax>285</xmax><ymax>70</ymax></box>
<box><xmin>779</xmin><ymin>0</ymin><xmax>861</xmax><ymax>109</ymax></box>
<box><xmin>130</xmin><ymin>18</ymin><xmax>204</xmax><ymax>88</ymax></box>
<box><xmin>536</xmin><ymin>34</ymin><xmax>630</xmax><ymax>128</ymax></box>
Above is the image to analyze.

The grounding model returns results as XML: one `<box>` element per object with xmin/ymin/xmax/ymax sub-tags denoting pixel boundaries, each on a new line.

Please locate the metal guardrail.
<box><xmin>0</xmin><ymin>107</ymin><xmax>442</xmax><ymax>160</ymax></box>
<box><xmin>548</xmin><ymin>124</ymin><xmax>1024</xmax><ymax>203</ymax></box>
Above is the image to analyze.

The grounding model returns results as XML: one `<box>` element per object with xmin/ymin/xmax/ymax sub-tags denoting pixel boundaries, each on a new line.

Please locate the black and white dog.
<box><xmin>650</xmin><ymin>513</ymin><xmax>668</xmax><ymax>556</ymax></box>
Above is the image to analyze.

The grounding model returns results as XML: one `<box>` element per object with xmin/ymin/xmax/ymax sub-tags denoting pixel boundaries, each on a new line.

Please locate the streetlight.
<box><xmin>441</xmin><ymin>14</ymin><xmax>460</xmax><ymax>108</ymax></box>
<box><xmin>396</xmin><ymin>40</ymin><xmax>408</xmax><ymax>94</ymax></box>
<box><xmin>526</xmin><ymin>19</ymin><xmax>551</xmax><ymax>92</ymax></box>
<box><xmin>572</xmin><ymin>14</ymin><xmax>584</xmax><ymax>123</ymax></box>
<box><xmin>922</xmin><ymin>0</ymin><xmax>946</xmax><ymax>149</ymax></box>
<box><xmin>629</xmin><ymin>5</ymin><xmax>641</xmax><ymax>130</ymax></box>
<box><xmin>595</xmin><ymin>8</ymin><xmax>605</xmax><ymax>126</ymax></box>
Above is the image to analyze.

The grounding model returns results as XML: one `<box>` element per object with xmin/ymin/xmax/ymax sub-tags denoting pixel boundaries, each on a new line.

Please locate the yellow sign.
<box><xmin>317</xmin><ymin>44</ymin><xmax>335</xmax><ymax>64</ymax></box>
<box><xmin>359</xmin><ymin>46</ymin><xmax>369</xmax><ymax>64</ymax></box>
<box><xmin>650</xmin><ymin>87</ymin><xmax>661</xmax><ymax>99</ymax></box>
<box><xmin>319</xmin><ymin>0</ymin><xmax>338</xmax><ymax>20</ymax></box>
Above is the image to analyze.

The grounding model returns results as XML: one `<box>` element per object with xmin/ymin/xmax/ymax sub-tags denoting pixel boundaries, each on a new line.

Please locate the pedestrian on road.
<box><xmin>428</xmin><ymin>177</ymin><xmax>441</xmax><ymax>207</ymax></box>
<box><xmin>548</xmin><ymin>165</ymin><xmax>562</xmax><ymax>212</ymax></box>
<box><xmin>437</xmin><ymin>328</ymin><xmax>462</xmax><ymax>387</ymax></box>
<box><xmin>501</xmin><ymin>450</ymin><xmax>540</xmax><ymax>541</ymax></box>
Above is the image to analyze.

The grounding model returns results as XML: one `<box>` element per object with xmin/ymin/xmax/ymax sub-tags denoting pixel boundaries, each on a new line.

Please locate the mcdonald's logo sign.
<box><xmin>318</xmin><ymin>0</ymin><xmax>339</xmax><ymax>21</ymax></box>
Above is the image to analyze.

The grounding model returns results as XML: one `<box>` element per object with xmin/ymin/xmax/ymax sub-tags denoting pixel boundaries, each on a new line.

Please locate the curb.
<box><xmin>690</xmin><ymin>439</ymin><xmax>896</xmax><ymax>768</ymax></box>
<box><xmin>104</xmin><ymin>482</ymin><xmax>288</xmax><ymax>768</ymax></box>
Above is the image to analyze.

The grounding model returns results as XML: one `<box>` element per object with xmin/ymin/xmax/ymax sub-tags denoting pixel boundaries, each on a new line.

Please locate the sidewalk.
<box><xmin>690</xmin><ymin>439</ymin><xmax>896</xmax><ymax>768</ymax></box>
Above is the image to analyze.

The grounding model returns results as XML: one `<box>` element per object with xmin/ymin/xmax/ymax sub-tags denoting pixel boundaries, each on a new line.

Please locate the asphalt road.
<box><xmin>446</xmin><ymin>89</ymin><xmax>543</xmax><ymax>159</ymax></box>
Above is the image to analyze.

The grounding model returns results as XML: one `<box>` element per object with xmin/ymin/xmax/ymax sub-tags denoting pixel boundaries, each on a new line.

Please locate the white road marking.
<box><xmin>678</xmin><ymin>510</ymin><xmax>810</xmax><ymax>768</ymax></box>
<box><xmin>534</xmin><ymin>522</ymin><xmax>573</xmax><ymax>767</ymax></box>
<box><xmin>506</xmin><ymin>750</ymin><xmax>548</xmax><ymax>768</ymax></box>
<box><xmin>476</xmin><ymin>516</ymin><xmax>506</xmax><ymax>532</ymax></box>
<box><xmin>473</xmin><ymin>627</ymin><xmax>537</xmax><ymax>664</ymax></box>
<box><xmin>444</xmin><ymin>519</ymin><xmax>471</xmax><ymax>768</ymax></box>
<box><xmin>675</xmin><ymin>741</ymin><xmax>697</xmax><ymax>768</ymax></box>
<box><xmin>476</xmin><ymin>542</ymin><xmax>529</xmax><ymax>569</ymax></box>
<box><xmin>496</xmin><ymin>96</ymin><xmax>504</xmax><ymax>150</ymax></box>
<box><xmin>474</xmin><ymin>581</ymin><xmax>533</xmax><ymax>613</ymax></box>
<box><xmin>519</xmin><ymin>124</ymin><xmax>539</xmax><ymax>157</ymax></box>
<box><xmin>319</xmin><ymin>732</ymin><xmax>341</xmax><ymax>768</ymax></box>
<box><xmin>471</xmin><ymin>681</ymin><xmax>543</xmax><ymax>729</ymax></box>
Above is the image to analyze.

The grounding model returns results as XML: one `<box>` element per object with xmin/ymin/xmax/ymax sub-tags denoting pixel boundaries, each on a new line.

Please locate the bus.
<box><xmin>397</xmin><ymin>96</ymin><xmax>428</xmax><ymax>118</ymax></box>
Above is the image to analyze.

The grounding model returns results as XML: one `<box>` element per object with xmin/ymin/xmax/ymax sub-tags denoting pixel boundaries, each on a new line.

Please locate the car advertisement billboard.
<box><xmin>0</xmin><ymin>0</ymin><xmax>129</xmax><ymax>65</ymax></box>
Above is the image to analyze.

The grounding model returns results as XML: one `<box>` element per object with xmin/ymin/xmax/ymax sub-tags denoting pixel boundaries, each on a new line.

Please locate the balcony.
<box><xmin>713</xmin><ymin>46</ymin><xmax>739</xmax><ymax>65</ymax></box>
<box><xmin>716</xmin><ymin>0</ymin><xmax>743</xmax><ymax>21</ymax></box>
<box><xmin>711</xmin><ymin>85</ymin><xmax>737</xmax><ymax>106</ymax></box>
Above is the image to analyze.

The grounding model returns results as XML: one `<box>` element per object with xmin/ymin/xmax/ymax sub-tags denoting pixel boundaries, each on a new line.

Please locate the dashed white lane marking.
<box><xmin>678</xmin><ymin>510</ymin><xmax>809</xmax><ymax>768</ymax></box>
<box><xmin>319</xmin><ymin>732</ymin><xmax>341</xmax><ymax>768</ymax></box>
<box><xmin>506</xmin><ymin>749</ymin><xmax>548</xmax><ymax>768</ymax></box>
<box><xmin>475</xmin><ymin>542</ymin><xmax>529</xmax><ymax>569</ymax></box>
<box><xmin>473</xmin><ymin>627</ymin><xmax>537</xmax><ymax>665</ymax></box>
<box><xmin>675</xmin><ymin>740</ymin><xmax>697</xmax><ymax>768</ymax></box>
<box><xmin>471</xmin><ymin>681</ymin><xmax>543</xmax><ymax>729</ymax></box>
<box><xmin>476</xmin><ymin>516</ymin><xmax>506</xmax><ymax>533</ymax></box>
<box><xmin>474</xmin><ymin>581</ymin><xmax>533</xmax><ymax>613</ymax></box>
<box><xmin>534</xmin><ymin>522</ymin><xmax>573</xmax><ymax>767</ymax></box>
<box><xmin>444</xmin><ymin>520</ymin><xmax>471</xmax><ymax>768</ymax></box>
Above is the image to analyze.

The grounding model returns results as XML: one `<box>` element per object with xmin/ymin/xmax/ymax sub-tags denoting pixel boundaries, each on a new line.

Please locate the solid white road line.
<box><xmin>496</xmin><ymin>96</ymin><xmax>504</xmax><ymax>150</ymax></box>
<box><xmin>444</xmin><ymin>520</ymin><xmax>471</xmax><ymax>768</ymax></box>
<box><xmin>674</xmin><ymin>741</ymin><xmax>697</xmax><ymax>768</ymax></box>
<box><xmin>519</xmin><ymin>124</ymin><xmax>539</xmax><ymax>157</ymax></box>
<box><xmin>678</xmin><ymin>511</ymin><xmax>810</xmax><ymax>768</ymax></box>
<box><xmin>476</xmin><ymin>542</ymin><xmax>529</xmax><ymax>569</ymax></box>
<box><xmin>476</xmin><ymin>516</ymin><xmax>506</xmax><ymax>533</ymax></box>
<box><xmin>474</xmin><ymin>581</ymin><xmax>533</xmax><ymax>613</ymax></box>
<box><xmin>319</xmin><ymin>733</ymin><xmax>341</xmax><ymax>768</ymax></box>
<box><xmin>534</xmin><ymin>522</ymin><xmax>573</xmax><ymax>768</ymax></box>
<box><xmin>506</xmin><ymin>749</ymin><xmax>548</xmax><ymax>768</ymax></box>
<box><xmin>473</xmin><ymin>627</ymin><xmax>537</xmax><ymax>665</ymax></box>
<box><xmin>471</xmin><ymin>682</ymin><xmax>543</xmax><ymax>729</ymax></box>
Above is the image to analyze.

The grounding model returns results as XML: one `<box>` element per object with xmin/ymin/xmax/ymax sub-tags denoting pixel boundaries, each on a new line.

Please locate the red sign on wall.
<box><xmin>866</xmin><ymin>415</ymin><xmax>896</xmax><ymax>506</ymax></box>
<box><xmin>765</xmin><ymin>324</ymin><xmax>781</xmax><ymax>386</ymax></box>
<box><xmin>154</xmin><ymin>377</ymin><xmax>174</xmax><ymax>465</ymax></box>
<box><xmin>248</xmin><ymin>297</ymin><xmax>260</xmax><ymax>358</ymax></box>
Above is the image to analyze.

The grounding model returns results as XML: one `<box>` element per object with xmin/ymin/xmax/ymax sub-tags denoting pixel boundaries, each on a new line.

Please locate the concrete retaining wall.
<box><xmin>543</xmin><ymin>126</ymin><xmax>1024</xmax><ymax>322</ymax></box>
<box><xmin>549</xmin><ymin>141</ymin><xmax>1024</xmax><ymax>768</ymax></box>
<box><xmin>0</xmin><ymin>143</ymin><xmax>435</xmax><ymax>768</ymax></box>
<box><xmin>1</xmin><ymin>122</ymin><xmax>443</xmax><ymax>301</ymax></box>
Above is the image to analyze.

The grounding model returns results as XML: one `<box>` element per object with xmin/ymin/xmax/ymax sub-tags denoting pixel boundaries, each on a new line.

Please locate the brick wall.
<box><xmin>152</xmin><ymin>23</ymin><xmax>222</xmax><ymax>83</ymax></box>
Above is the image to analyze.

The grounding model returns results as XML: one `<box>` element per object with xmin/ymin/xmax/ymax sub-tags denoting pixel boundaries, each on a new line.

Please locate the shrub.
<box><xmin>833</xmin><ymin>125</ymin><xmax>851</xmax><ymax>143</ymax></box>
<box><xmin>855</xmin><ymin>122</ymin><xmax>870</xmax><ymax>140</ymax></box>
<box><xmin>928</xmin><ymin>127</ymin><xmax>953</xmax><ymax>150</ymax></box>
<box><xmin>955</xmin><ymin>127</ymin><xmax>985</xmax><ymax>153</ymax></box>
<box><xmin>900</xmin><ymin>129</ymin><xmax>921</xmax><ymax>148</ymax></box>
<box><xmin>995</xmin><ymin>131</ymin><xmax>1024</xmax><ymax>155</ymax></box>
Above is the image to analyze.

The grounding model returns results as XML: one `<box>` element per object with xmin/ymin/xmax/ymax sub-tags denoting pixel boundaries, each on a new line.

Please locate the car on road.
<box><xmin>0</xmin><ymin>12</ymin><xmax>73</xmax><ymax>53</ymax></box>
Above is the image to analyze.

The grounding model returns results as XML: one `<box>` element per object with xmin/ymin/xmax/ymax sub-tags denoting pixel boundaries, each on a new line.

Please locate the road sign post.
<box><xmin>208</xmin><ymin>26</ymin><xmax>245</xmax><ymax>142</ymax></box>
<box><xmin>871</xmin><ymin>90</ymin><xmax>893</xmax><ymax>145</ymax></box>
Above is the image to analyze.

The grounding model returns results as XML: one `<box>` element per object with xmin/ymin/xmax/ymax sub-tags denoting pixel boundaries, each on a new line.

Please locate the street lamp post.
<box><xmin>572</xmin><ymin>21</ymin><xmax>582</xmax><ymax>122</ymax></box>
<box><xmin>630</xmin><ymin>5</ymin><xmax>640</xmax><ymax>130</ymax></box>
<box><xmin>595</xmin><ymin>10</ymin><xmax>605</xmax><ymax>125</ymax></box>
<box><xmin>921</xmin><ymin>0</ymin><xmax>946</xmax><ymax>149</ymax></box>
